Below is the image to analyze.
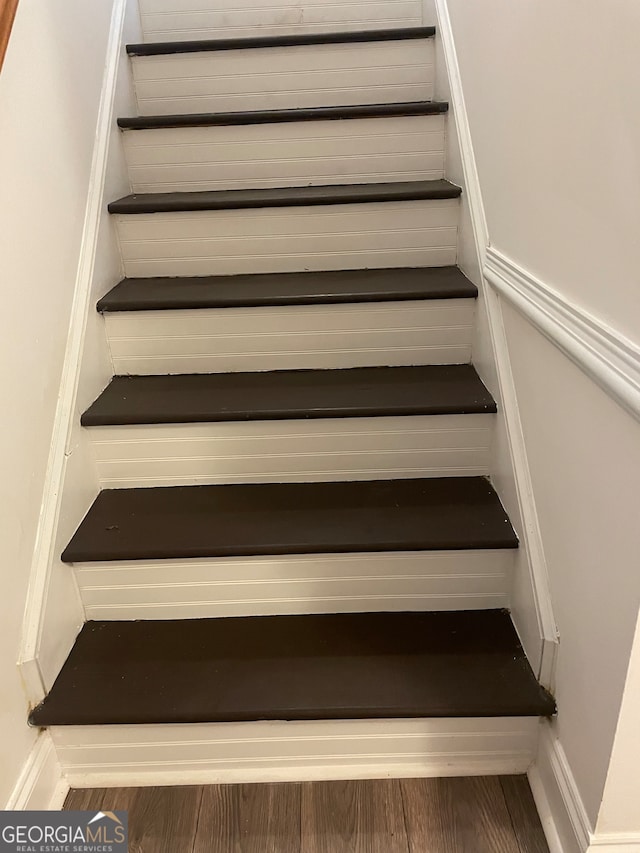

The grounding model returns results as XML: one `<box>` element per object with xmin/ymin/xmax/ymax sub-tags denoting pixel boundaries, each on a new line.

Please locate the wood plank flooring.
<box><xmin>65</xmin><ymin>776</ymin><xmax>549</xmax><ymax>852</ymax></box>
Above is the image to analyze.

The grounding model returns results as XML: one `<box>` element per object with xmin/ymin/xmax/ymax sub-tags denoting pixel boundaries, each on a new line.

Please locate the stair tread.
<box><xmin>108</xmin><ymin>180</ymin><xmax>461</xmax><ymax>215</ymax></box>
<box><xmin>127</xmin><ymin>27</ymin><xmax>436</xmax><ymax>57</ymax></box>
<box><xmin>82</xmin><ymin>365</ymin><xmax>496</xmax><ymax>427</ymax></box>
<box><xmin>98</xmin><ymin>267</ymin><xmax>477</xmax><ymax>313</ymax></box>
<box><xmin>118</xmin><ymin>101</ymin><xmax>448</xmax><ymax>131</ymax></box>
<box><xmin>62</xmin><ymin>477</ymin><xmax>517</xmax><ymax>563</ymax></box>
<box><xmin>28</xmin><ymin>610</ymin><xmax>555</xmax><ymax>726</ymax></box>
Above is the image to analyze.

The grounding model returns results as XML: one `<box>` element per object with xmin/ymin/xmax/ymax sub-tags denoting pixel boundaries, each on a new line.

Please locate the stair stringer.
<box><xmin>429</xmin><ymin>0</ymin><xmax>559</xmax><ymax>685</ymax></box>
<box><xmin>17</xmin><ymin>0</ymin><xmax>143</xmax><ymax>702</ymax></box>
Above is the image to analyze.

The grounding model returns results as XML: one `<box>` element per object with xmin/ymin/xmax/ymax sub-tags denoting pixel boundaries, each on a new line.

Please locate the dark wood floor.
<box><xmin>65</xmin><ymin>776</ymin><xmax>549</xmax><ymax>852</ymax></box>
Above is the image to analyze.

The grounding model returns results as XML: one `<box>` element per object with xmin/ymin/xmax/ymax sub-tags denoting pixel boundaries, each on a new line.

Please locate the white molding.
<box><xmin>485</xmin><ymin>248</ymin><xmax>640</xmax><ymax>423</ymax></box>
<box><xmin>5</xmin><ymin>734</ymin><xmax>68</xmax><ymax>811</ymax></box>
<box><xmin>528</xmin><ymin>723</ymin><xmax>592</xmax><ymax>853</ymax></box>
<box><xmin>589</xmin><ymin>837</ymin><xmax>640</xmax><ymax>852</ymax></box>
<box><xmin>433</xmin><ymin>0</ymin><xmax>558</xmax><ymax>680</ymax></box>
<box><xmin>17</xmin><ymin>0</ymin><xmax>129</xmax><ymax>703</ymax></box>
<box><xmin>529</xmin><ymin>724</ymin><xmax>640</xmax><ymax>853</ymax></box>
<box><xmin>51</xmin><ymin>717</ymin><xmax>539</xmax><ymax>788</ymax></box>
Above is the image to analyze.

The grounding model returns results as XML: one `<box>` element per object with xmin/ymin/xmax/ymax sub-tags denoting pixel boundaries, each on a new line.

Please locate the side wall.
<box><xmin>0</xmin><ymin>0</ymin><xmax>140</xmax><ymax>805</ymax></box>
<box><xmin>444</xmin><ymin>0</ymin><xmax>640</xmax><ymax>827</ymax></box>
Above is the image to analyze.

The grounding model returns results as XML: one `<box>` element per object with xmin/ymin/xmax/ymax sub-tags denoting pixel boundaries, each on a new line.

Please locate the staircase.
<box><xmin>29</xmin><ymin>24</ymin><xmax>554</xmax><ymax>784</ymax></box>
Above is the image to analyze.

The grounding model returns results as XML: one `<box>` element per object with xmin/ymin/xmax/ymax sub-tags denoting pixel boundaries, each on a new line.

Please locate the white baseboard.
<box><xmin>5</xmin><ymin>734</ymin><xmax>68</xmax><ymax>811</ymax></box>
<box><xmin>484</xmin><ymin>248</ymin><xmax>640</xmax><ymax>423</ymax></box>
<box><xmin>529</xmin><ymin>724</ymin><xmax>640</xmax><ymax>853</ymax></box>
<box><xmin>17</xmin><ymin>0</ymin><xmax>131</xmax><ymax>703</ymax></box>
<box><xmin>589</xmin><ymin>836</ymin><xmax>640</xmax><ymax>852</ymax></box>
<box><xmin>51</xmin><ymin>717</ymin><xmax>539</xmax><ymax>788</ymax></box>
<box><xmin>17</xmin><ymin>0</ymin><xmax>143</xmax><ymax>697</ymax></box>
<box><xmin>528</xmin><ymin>723</ymin><xmax>591</xmax><ymax>853</ymax></box>
<box><xmin>433</xmin><ymin>0</ymin><xmax>558</xmax><ymax>683</ymax></box>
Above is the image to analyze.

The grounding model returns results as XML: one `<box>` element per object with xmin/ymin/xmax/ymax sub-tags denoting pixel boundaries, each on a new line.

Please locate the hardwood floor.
<box><xmin>65</xmin><ymin>776</ymin><xmax>549</xmax><ymax>853</ymax></box>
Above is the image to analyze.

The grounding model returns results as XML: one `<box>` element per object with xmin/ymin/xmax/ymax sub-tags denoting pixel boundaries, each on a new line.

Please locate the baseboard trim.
<box><xmin>17</xmin><ymin>0</ymin><xmax>130</xmax><ymax>703</ymax></box>
<box><xmin>433</xmin><ymin>0</ymin><xmax>558</xmax><ymax>681</ymax></box>
<box><xmin>589</xmin><ymin>835</ymin><xmax>640</xmax><ymax>852</ymax></box>
<box><xmin>5</xmin><ymin>733</ymin><xmax>68</xmax><ymax>811</ymax></box>
<box><xmin>51</xmin><ymin>717</ymin><xmax>540</xmax><ymax>788</ymax></box>
<box><xmin>528</xmin><ymin>723</ymin><xmax>592</xmax><ymax>853</ymax></box>
<box><xmin>484</xmin><ymin>248</ymin><xmax>640</xmax><ymax>423</ymax></box>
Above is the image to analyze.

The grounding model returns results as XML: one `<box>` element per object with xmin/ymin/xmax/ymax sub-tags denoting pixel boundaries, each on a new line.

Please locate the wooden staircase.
<box><xmin>30</xmin><ymin>24</ymin><xmax>554</xmax><ymax>784</ymax></box>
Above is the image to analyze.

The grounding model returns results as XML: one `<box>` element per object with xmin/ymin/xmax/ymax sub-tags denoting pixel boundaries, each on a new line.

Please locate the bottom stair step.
<box><xmin>30</xmin><ymin>610</ymin><xmax>555</xmax><ymax>726</ymax></box>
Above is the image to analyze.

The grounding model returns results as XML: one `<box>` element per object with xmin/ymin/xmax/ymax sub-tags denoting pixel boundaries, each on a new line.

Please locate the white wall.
<box><xmin>444</xmin><ymin>0</ymin><xmax>640</xmax><ymax>827</ymax></box>
<box><xmin>0</xmin><ymin>0</ymin><xmax>138</xmax><ymax>805</ymax></box>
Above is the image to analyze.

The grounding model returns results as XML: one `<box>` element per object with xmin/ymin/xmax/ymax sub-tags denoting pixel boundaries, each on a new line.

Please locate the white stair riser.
<box><xmin>114</xmin><ymin>198</ymin><xmax>459</xmax><ymax>278</ymax></box>
<box><xmin>104</xmin><ymin>298</ymin><xmax>473</xmax><ymax>373</ymax></box>
<box><xmin>123</xmin><ymin>114</ymin><xmax>445</xmax><ymax>193</ymax></box>
<box><xmin>88</xmin><ymin>414</ymin><xmax>493</xmax><ymax>487</ymax></box>
<box><xmin>75</xmin><ymin>549</ymin><xmax>513</xmax><ymax>621</ymax></box>
<box><xmin>51</xmin><ymin>717</ymin><xmax>539</xmax><ymax>786</ymax></box>
<box><xmin>140</xmin><ymin>0</ymin><xmax>423</xmax><ymax>43</ymax></box>
<box><xmin>132</xmin><ymin>39</ymin><xmax>434</xmax><ymax>115</ymax></box>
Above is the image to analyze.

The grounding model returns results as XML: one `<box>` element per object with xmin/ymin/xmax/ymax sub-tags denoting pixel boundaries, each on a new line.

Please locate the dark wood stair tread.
<box><xmin>82</xmin><ymin>365</ymin><xmax>496</xmax><ymax>427</ymax></box>
<box><xmin>127</xmin><ymin>27</ymin><xmax>436</xmax><ymax>57</ymax></box>
<box><xmin>108</xmin><ymin>180</ymin><xmax>461</xmax><ymax>215</ymax></box>
<box><xmin>28</xmin><ymin>610</ymin><xmax>555</xmax><ymax>726</ymax></box>
<box><xmin>62</xmin><ymin>477</ymin><xmax>517</xmax><ymax>563</ymax></box>
<box><xmin>97</xmin><ymin>267</ymin><xmax>477</xmax><ymax>312</ymax></box>
<box><xmin>118</xmin><ymin>101</ymin><xmax>448</xmax><ymax>131</ymax></box>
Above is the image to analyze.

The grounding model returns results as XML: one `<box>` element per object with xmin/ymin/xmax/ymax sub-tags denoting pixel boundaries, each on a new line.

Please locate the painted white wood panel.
<box><xmin>115</xmin><ymin>198</ymin><xmax>459</xmax><ymax>278</ymax></box>
<box><xmin>52</xmin><ymin>717</ymin><xmax>539</xmax><ymax>786</ymax></box>
<box><xmin>88</xmin><ymin>414</ymin><xmax>492</xmax><ymax>487</ymax></box>
<box><xmin>105</xmin><ymin>298</ymin><xmax>473</xmax><ymax>373</ymax></box>
<box><xmin>123</xmin><ymin>114</ymin><xmax>446</xmax><ymax>192</ymax></box>
<box><xmin>74</xmin><ymin>549</ymin><xmax>512</xmax><ymax>620</ymax></box>
<box><xmin>132</xmin><ymin>40</ymin><xmax>435</xmax><ymax>114</ymax></box>
<box><xmin>140</xmin><ymin>0</ymin><xmax>423</xmax><ymax>42</ymax></box>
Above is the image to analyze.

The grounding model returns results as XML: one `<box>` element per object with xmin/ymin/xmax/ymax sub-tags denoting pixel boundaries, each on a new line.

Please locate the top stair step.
<box><xmin>108</xmin><ymin>179</ymin><xmax>461</xmax><ymax>215</ymax></box>
<box><xmin>127</xmin><ymin>27</ymin><xmax>436</xmax><ymax>56</ymax></box>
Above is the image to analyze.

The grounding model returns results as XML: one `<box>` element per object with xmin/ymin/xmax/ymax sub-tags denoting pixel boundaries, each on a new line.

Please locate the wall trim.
<box><xmin>5</xmin><ymin>733</ymin><xmax>68</xmax><ymax>811</ymax></box>
<box><xmin>529</xmin><ymin>724</ymin><xmax>640</xmax><ymax>853</ymax></box>
<box><xmin>485</xmin><ymin>248</ymin><xmax>640</xmax><ymax>423</ymax></box>
<box><xmin>528</xmin><ymin>723</ymin><xmax>592</xmax><ymax>853</ymax></box>
<box><xmin>433</xmin><ymin>0</ymin><xmax>558</xmax><ymax>682</ymax></box>
<box><xmin>17</xmin><ymin>0</ymin><xmax>129</xmax><ymax>705</ymax></box>
<box><xmin>590</xmin><ymin>837</ymin><xmax>640</xmax><ymax>852</ymax></box>
<box><xmin>51</xmin><ymin>716</ymin><xmax>539</xmax><ymax>788</ymax></box>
